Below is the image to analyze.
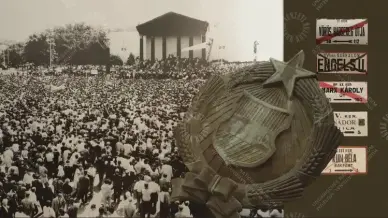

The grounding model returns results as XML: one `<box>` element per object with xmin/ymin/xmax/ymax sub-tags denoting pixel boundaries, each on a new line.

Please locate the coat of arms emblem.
<box><xmin>172</xmin><ymin>51</ymin><xmax>343</xmax><ymax>218</ymax></box>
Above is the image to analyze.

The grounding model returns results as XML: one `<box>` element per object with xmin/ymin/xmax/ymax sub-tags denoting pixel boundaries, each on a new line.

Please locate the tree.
<box><xmin>6</xmin><ymin>43</ymin><xmax>25</xmax><ymax>67</ymax></box>
<box><xmin>110</xmin><ymin>55</ymin><xmax>123</xmax><ymax>66</ymax></box>
<box><xmin>126</xmin><ymin>53</ymin><xmax>136</xmax><ymax>65</ymax></box>
<box><xmin>51</xmin><ymin>23</ymin><xmax>110</xmax><ymax>65</ymax></box>
<box><xmin>24</xmin><ymin>33</ymin><xmax>50</xmax><ymax>66</ymax></box>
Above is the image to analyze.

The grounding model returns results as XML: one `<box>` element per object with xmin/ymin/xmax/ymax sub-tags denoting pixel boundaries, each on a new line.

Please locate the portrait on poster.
<box><xmin>334</xmin><ymin>111</ymin><xmax>368</xmax><ymax>137</ymax></box>
<box><xmin>316</xmin><ymin>52</ymin><xmax>367</xmax><ymax>74</ymax></box>
<box><xmin>319</xmin><ymin>81</ymin><xmax>367</xmax><ymax>103</ymax></box>
<box><xmin>322</xmin><ymin>146</ymin><xmax>367</xmax><ymax>175</ymax></box>
<box><xmin>316</xmin><ymin>19</ymin><xmax>368</xmax><ymax>45</ymax></box>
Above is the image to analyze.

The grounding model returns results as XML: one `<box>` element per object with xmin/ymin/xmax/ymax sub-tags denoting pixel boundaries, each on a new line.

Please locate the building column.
<box><xmin>162</xmin><ymin>36</ymin><xmax>167</xmax><ymax>60</ymax></box>
<box><xmin>189</xmin><ymin>36</ymin><xmax>193</xmax><ymax>59</ymax></box>
<box><xmin>177</xmin><ymin>36</ymin><xmax>181</xmax><ymax>58</ymax></box>
<box><xmin>201</xmin><ymin>35</ymin><xmax>206</xmax><ymax>60</ymax></box>
<box><xmin>139</xmin><ymin>35</ymin><xmax>143</xmax><ymax>61</ymax></box>
<box><xmin>151</xmin><ymin>37</ymin><xmax>155</xmax><ymax>62</ymax></box>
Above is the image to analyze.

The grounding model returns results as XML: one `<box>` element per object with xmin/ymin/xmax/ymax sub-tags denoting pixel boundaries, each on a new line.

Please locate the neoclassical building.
<box><xmin>136</xmin><ymin>12</ymin><xmax>209</xmax><ymax>61</ymax></box>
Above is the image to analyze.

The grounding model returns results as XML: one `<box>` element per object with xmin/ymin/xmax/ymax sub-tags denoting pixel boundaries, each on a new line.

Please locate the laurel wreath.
<box><xmin>184</xmin><ymin>111</ymin><xmax>211</xmax><ymax>147</ymax></box>
<box><xmin>176</xmin><ymin>62</ymin><xmax>343</xmax><ymax>211</ymax></box>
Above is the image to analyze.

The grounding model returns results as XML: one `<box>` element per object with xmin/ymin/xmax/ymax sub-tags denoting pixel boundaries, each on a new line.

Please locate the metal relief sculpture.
<box><xmin>172</xmin><ymin>50</ymin><xmax>343</xmax><ymax>218</ymax></box>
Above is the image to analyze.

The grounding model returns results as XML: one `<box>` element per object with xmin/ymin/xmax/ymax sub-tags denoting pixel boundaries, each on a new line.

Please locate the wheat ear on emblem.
<box><xmin>185</xmin><ymin>111</ymin><xmax>210</xmax><ymax>148</ymax></box>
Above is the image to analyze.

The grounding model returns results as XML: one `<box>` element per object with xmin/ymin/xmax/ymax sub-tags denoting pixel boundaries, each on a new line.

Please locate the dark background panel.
<box><xmin>284</xmin><ymin>0</ymin><xmax>388</xmax><ymax>217</ymax></box>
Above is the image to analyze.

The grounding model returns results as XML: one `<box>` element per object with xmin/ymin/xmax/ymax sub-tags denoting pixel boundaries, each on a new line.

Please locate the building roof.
<box><xmin>136</xmin><ymin>12</ymin><xmax>209</xmax><ymax>36</ymax></box>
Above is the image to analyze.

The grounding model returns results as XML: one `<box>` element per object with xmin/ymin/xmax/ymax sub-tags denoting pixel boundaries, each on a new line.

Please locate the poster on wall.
<box><xmin>316</xmin><ymin>52</ymin><xmax>367</xmax><ymax>74</ymax></box>
<box><xmin>322</xmin><ymin>146</ymin><xmax>367</xmax><ymax>175</ymax></box>
<box><xmin>319</xmin><ymin>81</ymin><xmax>367</xmax><ymax>103</ymax></box>
<box><xmin>316</xmin><ymin>19</ymin><xmax>368</xmax><ymax>45</ymax></box>
<box><xmin>334</xmin><ymin>111</ymin><xmax>368</xmax><ymax>137</ymax></box>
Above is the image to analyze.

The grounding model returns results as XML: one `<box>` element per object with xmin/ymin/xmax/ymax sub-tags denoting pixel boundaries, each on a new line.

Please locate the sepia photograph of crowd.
<box><xmin>0</xmin><ymin>0</ymin><xmax>283</xmax><ymax>217</ymax></box>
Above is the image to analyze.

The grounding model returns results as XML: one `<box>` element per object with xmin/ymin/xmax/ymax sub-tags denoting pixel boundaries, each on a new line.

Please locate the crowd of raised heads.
<box><xmin>0</xmin><ymin>60</ymin><xmax>283</xmax><ymax>218</ymax></box>
<box><xmin>7</xmin><ymin>56</ymin><xmax>253</xmax><ymax>80</ymax></box>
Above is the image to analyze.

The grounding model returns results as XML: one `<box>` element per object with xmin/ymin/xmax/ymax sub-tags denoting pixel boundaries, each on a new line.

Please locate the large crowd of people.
<box><xmin>8</xmin><ymin>57</ymin><xmax>251</xmax><ymax>80</ymax></box>
<box><xmin>0</xmin><ymin>60</ymin><xmax>283</xmax><ymax>218</ymax></box>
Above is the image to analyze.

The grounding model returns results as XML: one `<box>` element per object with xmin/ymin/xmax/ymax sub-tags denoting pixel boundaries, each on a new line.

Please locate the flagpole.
<box><xmin>253</xmin><ymin>41</ymin><xmax>259</xmax><ymax>62</ymax></box>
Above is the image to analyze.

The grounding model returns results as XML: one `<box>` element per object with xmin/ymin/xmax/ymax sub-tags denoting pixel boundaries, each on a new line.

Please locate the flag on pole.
<box><xmin>254</xmin><ymin>41</ymin><xmax>258</xmax><ymax>54</ymax></box>
<box><xmin>181</xmin><ymin>41</ymin><xmax>210</xmax><ymax>52</ymax></box>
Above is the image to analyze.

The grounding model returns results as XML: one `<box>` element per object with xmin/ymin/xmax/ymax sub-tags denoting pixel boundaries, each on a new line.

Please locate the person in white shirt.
<box><xmin>73</xmin><ymin>166</ymin><xmax>83</xmax><ymax>189</ymax></box>
<box><xmin>126</xmin><ymin>162</ymin><xmax>135</xmax><ymax>174</ymax></box>
<box><xmin>133</xmin><ymin>178</ymin><xmax>145</xmax><ymax>212</ymax></box>
<box><xmin>159</xmin><ymin>186</ymin><xmax>170</xmax><ymax>218</ymax></box>
<box><xmin>101</xmin><ymin>180</ymin><xmax>113</xmax><ymax>206</ymax></box>
<box><xmin>269</xmin><ymin>209</ymin><xmax>284</xmax><ymax>218</ymax></box>
<box><xmin>29</xmin><ymin>188</ymin><xmax>38</xmax><ymax>204</ymax></box>
<box><xmin>76</xmin><ymin>140</ymin><xmax>85</xmax><ymax>152</ymax></box>
<box><xmin>123</xmin><ymin>143</ymin><xmax>133</xmax><ymax>156</ymax></box>
<box><xmin>84</xmin><ymin>204</ymin><xmax>98</xmax><ymax>218</ymax></box>
<box><xmin>43</xmin><ymin>202</ymin><xmax>56</xmax><ymax>218</ymax></box>
<box><xmin>57</xmin><ymin>165</ymin><xmax>65</xmax><ymax>178</ymax></box>
<box><xmin>21</xmin><ymin>149</ymin><xmax>29</xmax><ymax>160</ymax></box>
<box><xmin>116</xmin><ymin>141</ymin><xmax>124</xmax><ymax>156</ymax></box>
<box><xmin>257</xmin><ymin>209</ymin><xmax>271</xmax><ymax>218</ymax></box>
<box><xmin>143</xmin><ymin>160</ymin><xmax>152</xmax><ymax>174</ymax></box>
<box><xmin>23</xmin><ymin>172</ymin><xmax>34</xmax><ymax>186</ymax></box>
<box><xmin>87</xmin><ymin>166</ymin><xmax>96</xmax><ymax>196</ymax></box>
<box><xmin>175</xmin><ymin>205</ymin><xmax>186</xmax><ymax>218</ymax></box>
<box><xmin>69</xmin><ymin>152</ymin><xmax>80</xmax><ymax>166</ymax></box>
<box><xmin>3</xmin><ymin>148</ymin><xmax>14</xmax><ymax>167</ymax></box>
<box><xmin>148</xmin><ymin>177</ymin><xmax>160</xmax><ymax>215</ymax></box>
<box><xmin>160</xmin><ymin>159</ymin><xmax>173</xmax><ymax>182</ymax></box>
<box><xmin>140</xmin><ymin>183</ymin><xmax>152</xmax><ymax>218</ymax></box>
<box><xmin>134</xmin><ymin>159</ymin><xmax>143</xmax><ymax>174</ymax></box>
<box><xmin>11</xmin><ymin>143</ymin><xmax>19</xmax><ymax>152</ymax></box>
<box><xmin>181</xmin><ymin>202</ymin><xmax>191</xmax><ymax>217</ymax></box>
<box><xmin>46</xmin><ymin>150</ymin><xmax>54</xmax><ymax>162</ymax></box>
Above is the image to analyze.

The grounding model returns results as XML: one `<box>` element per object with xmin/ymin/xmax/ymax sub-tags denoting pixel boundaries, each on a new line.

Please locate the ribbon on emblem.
<box><xmin>171</xmin><ymin>161</ymin><xmax>243</xmax><ymax>218</ymax></box>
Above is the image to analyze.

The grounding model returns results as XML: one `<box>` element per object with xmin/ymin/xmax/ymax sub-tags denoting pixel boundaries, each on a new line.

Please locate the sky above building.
<box><xmin>0</xmin><ymin>0</ymin><xmax>283</xmax><ymax>61</ymax></box>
